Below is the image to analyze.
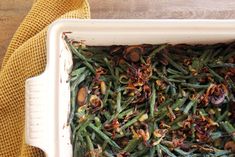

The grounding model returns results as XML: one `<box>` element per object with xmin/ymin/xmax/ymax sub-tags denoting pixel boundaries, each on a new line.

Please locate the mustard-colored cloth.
<box><xmin>0</xmin><ymin>0</ymin><xmax>90</xmax><ymax>156</ymax></box>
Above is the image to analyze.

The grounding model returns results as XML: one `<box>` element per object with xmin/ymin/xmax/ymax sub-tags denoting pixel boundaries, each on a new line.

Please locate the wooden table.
<box><xmin>1</xmin><ymin>0</ymin><xmax>235</xmax><ymax>65</ymax></box>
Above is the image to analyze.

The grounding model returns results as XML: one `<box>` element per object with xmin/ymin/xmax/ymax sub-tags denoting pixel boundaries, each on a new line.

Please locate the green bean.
<box><xmin>103</xmin><ymin>151</ymin><xmax>115</xmax><ymax>157</ymax></box>
<box><xmin>155</xmin><ymin>69</ymin><xmax>175</xmax><ymax>86</ymax></box>
<box><xmin>69</xmin><ymin>44</ymin><xmax>96</xmax><ymax>74</ymax></box>
<box><xmin>172</xmin><ymin>95</ymin><xmax>188</xmax><ymax>109</ymax></box>
<box><xmin>116</xmin><ymin>92</ymin><xmax>121</xmax><ymax>113</ymax></box>
<box><xmin>207</xmin><ymin>66</ymin><xmax>224</xmax><ymax>82</ymax></box>
<box><xmin>149</xmin><ymin>44</ymin><xmax>168</xmax><ymax>58</ymax></box>
<box><xmin>221</xmin><ymin>121</ymin><xmax>235</xmax><ymax>142</ymax></box>
<box><xmin>169</xmin><ymin>74</ymin><xmax>194</xmax><ymax>79</ymax></box>
<box><xmin>156</xmin><ymin>144</ymin><xmax>163</xmax><ymax>157</ymax></box>
<box><xmin>149</xmin><ymin>147</ymin><xmax>156</xmax><ymax>157</ymax></box>
<box><xmin>159</xmin><ymin>144</ymin><xmax>177</xmax><ymax>157</ymax></box>
<box><xmin>217</xmin><ymin>111</ymin><xmax>229</xmax><ymax>122</ymax></box>
<box><xmin>104</xmin><ymin>57</ymin><xmax>115</xmax><ymax>78</ymax></box>
<box><xmin>71</xmin><ymin>70</ymin><xmax>90</xmax><ymax>90</ymax></box>
<box><xmin>167</xmin><ymin>68</ymin><xmax>183</xmax><ymax>75</ymax></box>
<box><xmin>168</xmin><ymin>78</ymin><xmax>186</xmax><ymax>83</ymax></box>
<box><xmin>150</xmin><ymin>83</ymin><xmax>156</xmax><ymax>118</ymax></box>
<box><xmin>121</xmin><ymin>111</ymin><xmax>145</xmax><ymax>130</ymax></box>
<box><xmin>86</xmin><ymin>135</ymin><xmax>95</xmax><ymax>157</ymax></box>
<box><xmin>88</xmin><ymin>123</ymin><xmax>120</xmax><ymax>149</ymax></box>
<box><xmin>94</xmin><ymin>117</ymin><xmax>102</xmax><ymax>128</ymax></box>
<box><xmin>70</xmin><ymin>67</ymin><xmax>87</xmax><ymax>80</ymax></box>
<box><xmin>209</xmin><ymin>63</ymin><xmax>235</xmax><ymax>68</ymax></box>
<box><xmin>131</xmin><ymin>147</ymin><xmax>148</xmax><ymax>156</ymax></box>
<box><xmin>169</xmin><ymin>114</ymin><xmax>188</xmax><ymax>126</ymax></box>
<box><xmin>124</xmin><ymin>138</ymin><xmax>141</xmax><ymax>153</ymax></box>
<box><xmin>181</xmin><ymin>83</ymin><xmax>210</xmax><ymax>89</ymax></box>
<box><xmin>214</xmin><ymin>150</ymin><xmax>232</xmax><ymax>156</ymax></box>
<box><xmin>210</xmin><ymin>132</ymin><xmax>222</xmax><ymax>140</ymax></box>
<box><xmin>72</xmin><ymin>116</ymin><xmax>93</xmax><ymax>142</ymax></box>
<box><xmin>224</xmin><ymin>50</ymin><xmax>235</xmax><ymax>61</ymax></box>
<box><xmin>118</xmin><ymin>108</ymin><xmax>134</xmax><ymax>119</ymax></box>
<box><xmin>165</xmin><ymin>55</ymin><xmax>188</xmax><ymax>75</ymax></box>
<box><xmin>155</xmin><ymin>95</ymin><xmax>188</xmax><ymax>122</ymax></box>
<box><xmin>174</xmin><ymin>148</ymin><xmax>193</xmax><ymax>156</ymax></box>
<box><xmin>184</xmin><ymin>91</ymin><xmax>204</xmax><ymax>114</ymax></box>
<box><xmin>103</xmin><ymin>82</ymin><xmax>112</xmax><ymax>106</ymax></box>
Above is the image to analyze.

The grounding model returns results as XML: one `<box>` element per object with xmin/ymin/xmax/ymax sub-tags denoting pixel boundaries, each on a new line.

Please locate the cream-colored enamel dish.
<box><xmin>25</xmin><ymin>19</ymin><xmax>235</xmax><ymax>157</ymax></box>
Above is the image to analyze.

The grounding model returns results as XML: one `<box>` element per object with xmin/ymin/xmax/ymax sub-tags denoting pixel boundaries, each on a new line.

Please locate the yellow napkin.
<box><xmin>0</xmin><ymin>0</ymin><xmax>90</xmax><ymax>156</ymax></box>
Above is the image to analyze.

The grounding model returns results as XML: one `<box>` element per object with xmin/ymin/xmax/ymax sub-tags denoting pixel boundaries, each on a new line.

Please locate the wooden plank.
<box><xmin>2</xmin><ymin>0</ymin><xmax>235</xmax><ymax>66</ymax></box>
<box><xmin>0</xmin><ymin>0</ymin><xmax>34</xmax><ymax>65</ymax></box>
<box><xmin>89</xmin><ymin>0</ymin><xmax>235</xmax><ymax>19</ymax></box>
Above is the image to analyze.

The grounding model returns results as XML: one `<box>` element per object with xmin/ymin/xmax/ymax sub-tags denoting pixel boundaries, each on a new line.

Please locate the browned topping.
<box><xmin>153</xmin><ymin>129</ymin><xmax>168</xmax><ymax>138</ymax></box>
<box><xmin>116</xmin><ymin>152</ymin><xmax>130</xmax><ymax>157</ymax></box>
<box><xmin>124</xmin><ymin>46</ymin><xmax>144</xmax><ymax>62</ymax></box>
<box><xmin>156</xmin><ymin>80</ymin><xmax>167</xmax><ymax>90</ymax></box>
<box><xmin>201</xmin><ymin>84</ymin><xmax>228</xmax><ymax>106</ymax></box>
<box><xmin>224</xmin><ymin>141</ymin><xmax>235</xmax><ymax>152</ymax></box>
<box><xmin>72</xmin><ymin>41</ymin><xmax>80</xmax><ymax>49</ymax></box>
<box><xmin>95</xmin><ymin>67</ymin><xmax>107</xmax><ymax>79</ymax></box>
<box><xmin>172</xmin><ymin>138</ymin><xmax>185</xmax><ymax>148</ymax></box>
<box><xmin>89</xmin><ymin>95</ymin><xmax>103</xmax><ymax>112</ymax></box>
<box><xmin>156</xmin><ymin>49</ymin><xmax>169</xmax><ymax>65</ymax></box>
<box><xmin>143</xmin><ymin>84</ymin><xmax>151</xmax><ymax>98</ymax></box>
<box><xmin>77</xmin><ymin>87</ymin><xmax>88</xmax><ymax>106</ymax></box>
<box><xmin>100</xmin><ymin>81</ymin><xmax>107</xmax><ymax>95</ymax></box>
<box><xmin>104</xmin><ymin>119</ymin><xmax>120</xmax><ymax>138</ymax></box>
<box><xmin>118</xmin><ymin>58</ymin><xmax>126</xmax><ymax>65</ymax></box>
<box><xmin>183</xmin><ymin>58</ymin><xmax>192</xmax><ymax>66</ymax></box>
<box><xmin>158</xmin><ymin>93</ymin><xmax>165</xmax><ymax>104</ymax></box>
<box><xmin>131</xmin><ymin>128</ymin><xmax>150</xmax><ymax>143</ymax></box>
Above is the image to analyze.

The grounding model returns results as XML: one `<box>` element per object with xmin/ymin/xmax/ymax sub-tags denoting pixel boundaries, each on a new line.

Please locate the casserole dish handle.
<box><xmin>25</xmin><ymin>74</ymin><xmax>47</xmax><ymax>152</ymax></box>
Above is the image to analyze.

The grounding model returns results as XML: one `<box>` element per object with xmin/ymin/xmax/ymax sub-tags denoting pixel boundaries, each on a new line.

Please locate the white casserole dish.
<box><xmin>25</xmin><ymin>19</ymin><xmax>235</xmax><ymax>157</ymax></box>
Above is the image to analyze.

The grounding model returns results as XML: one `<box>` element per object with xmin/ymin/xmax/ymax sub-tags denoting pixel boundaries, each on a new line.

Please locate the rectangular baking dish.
<box><xmin>25</xmin><ymin>19</ymin><xmax>235</xmax><ymax>157</ymax></box>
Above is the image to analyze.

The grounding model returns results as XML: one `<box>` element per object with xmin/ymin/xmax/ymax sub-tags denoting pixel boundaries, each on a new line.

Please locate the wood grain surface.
<box><xmin>0</xmin><ymin>0</ymin><xmax>34</xmax><ymax>65</ymax></box>
<box><xmin>2</xmin><ymin>0</ymin><xmax>235</xmax><ymax>66</ymax></box>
